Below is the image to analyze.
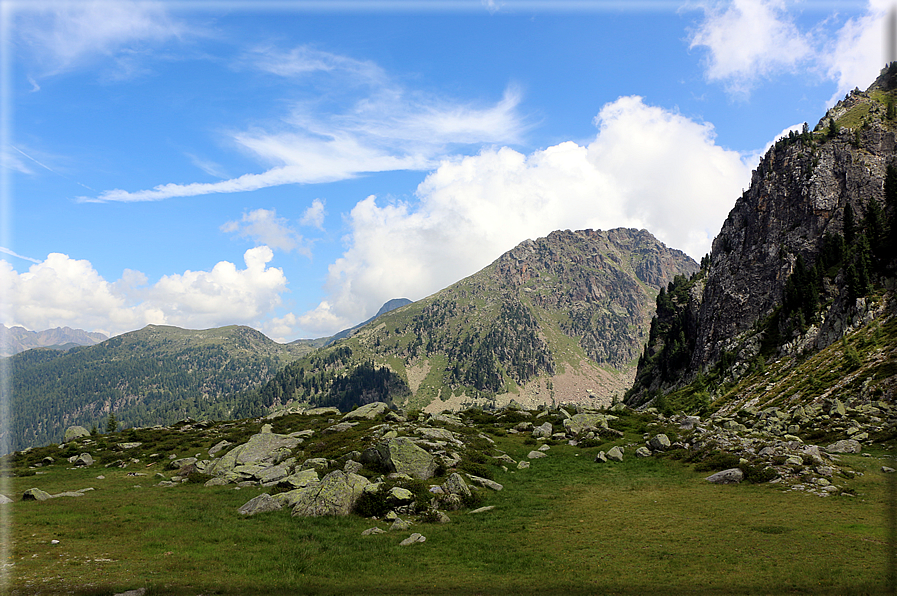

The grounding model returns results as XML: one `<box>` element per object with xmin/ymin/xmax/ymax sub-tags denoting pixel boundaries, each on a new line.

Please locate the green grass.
<box><xmin>6</xmin><ymin>425</ymin><xmax>894</xmax><ymax>595</ymax></box>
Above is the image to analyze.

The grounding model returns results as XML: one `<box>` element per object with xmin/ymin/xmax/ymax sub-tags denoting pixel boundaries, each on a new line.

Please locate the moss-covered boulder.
<box><xmin>376</xmin><ymin>437</ymin><xmax>437</xmax><ymax>480</ymax></box>
<box><xmin>291</xmin><ymin>470</ymin><xmax>369</xmax><ymax>517</ymax></box>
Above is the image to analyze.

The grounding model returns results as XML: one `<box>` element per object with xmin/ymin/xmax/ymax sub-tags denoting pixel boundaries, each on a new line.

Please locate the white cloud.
<box><xmin>688</xmin><ymin>0</ymin><xmax>813</xmax><ymax>95</ymax></box>
<box><xmin>82</xmin><ymin>45</ymin><xmax>527</xmax><ymax>203</ymax></box>
<box><xmin>823</xmin><ymin>0</ymin><xmax>889</xmax><ymax>102</ymax></box>
<box><xmin>14</xmin><ymin>0</ymin><xmax>186</xmax><ymax>78</ymax></box>
<box><xmin>689</xmin><ymin>1</ymin><xmax>890</xmax><ymax>99</ymax></box>
<box><xmin>300</xmin><ymin>199</ymin><xmax>326</xmax><ymax>230</ymax></box>
<box><xmin>221</xmin><ymin>209</ymin><xmax>308</xmax><ymax>255</ymax></box>
<box><xmin>0</xmin><ymin>247</ymin><xmax>287</xmax><ymax>337</ymax></box>
<box><xmin>289</xmin><ymin>96</ymin><xmax>753</xmax><ymax>337</ymax></box>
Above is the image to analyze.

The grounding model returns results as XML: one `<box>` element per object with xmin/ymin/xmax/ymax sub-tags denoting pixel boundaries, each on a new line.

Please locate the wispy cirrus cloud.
<box><xmin>14</xmin><ymin>0</ymin><xmax>187</xmax><ymax>79</ymax></box>
<box><xmin>81</xmin><ymin>44</ymin><xmax>528</xmax><ymax>203</ymax></box>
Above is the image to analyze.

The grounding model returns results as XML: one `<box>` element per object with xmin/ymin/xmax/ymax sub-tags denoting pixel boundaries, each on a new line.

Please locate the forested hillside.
<box><xmin>6</xmin><ymin>325</ymin><xmax>314</xmax><ymax>452</ymax></box>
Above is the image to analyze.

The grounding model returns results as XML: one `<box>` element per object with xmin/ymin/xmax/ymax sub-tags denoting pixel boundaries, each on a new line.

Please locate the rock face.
<box><xmin>628</xmin><ymin>67</ymin><xmax>897</xmax><ymax>405</ymax></box>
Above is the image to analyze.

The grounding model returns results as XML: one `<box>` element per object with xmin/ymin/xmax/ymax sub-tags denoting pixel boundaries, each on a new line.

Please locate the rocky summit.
<box><xmin>255</xmin><ymin>228</ymin><xmax>696</xmax><ymax>417</ymax></box>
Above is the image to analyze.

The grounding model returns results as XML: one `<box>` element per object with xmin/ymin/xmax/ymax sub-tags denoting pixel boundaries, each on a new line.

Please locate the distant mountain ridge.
<box><xmin>6</xmin><ymin>324</ymin><xmax>318</xmax><ymax>452</ymax></box>
<box><xmin>324</xmin><ymin>298</ymin><xmax>413</xmax><ymax>346</ymax></box>
<box><xmin>251</xmin><ymin>228</ymin><xmax>698</xmax><ymax>415</ymax></box>
<box><xmin>0</xmin><ymin>324</ymin><xmax>107</xmax><ymax>357</ymax></box>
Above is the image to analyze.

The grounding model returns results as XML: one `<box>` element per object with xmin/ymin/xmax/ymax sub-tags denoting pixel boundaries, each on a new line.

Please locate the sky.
<box><xmin>0</xmin><ymin>0</ymin><xmax>890</xmax><ymax>342</ymax></box>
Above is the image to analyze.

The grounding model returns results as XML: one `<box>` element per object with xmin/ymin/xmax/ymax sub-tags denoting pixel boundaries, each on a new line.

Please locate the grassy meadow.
<box><xmin>4</xmin><ymin>417</ymin><xmax>894</xmax><ymax>596</ymax></box>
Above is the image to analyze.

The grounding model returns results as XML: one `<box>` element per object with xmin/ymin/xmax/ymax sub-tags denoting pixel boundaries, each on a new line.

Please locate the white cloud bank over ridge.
<box><xmin>4</xmin><ymin>97</ymin><xmax>751</xmax><ymax>340</ymax></box>
<box><xmin>296</xmin><ymin>96</ymin><xmax>754</xmax><ymax>336</ymax></box>
<box><xmin>0</xmin><ymin>247</ymin><xmax>286</xmax><ymax>337</ymax></box>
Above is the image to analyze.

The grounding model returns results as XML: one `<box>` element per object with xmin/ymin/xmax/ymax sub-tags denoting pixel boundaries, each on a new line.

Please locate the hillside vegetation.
<box><xmin>6</xmin><ymin>325</ymin><xmax>314</xmax><ymax>452</ymax></box>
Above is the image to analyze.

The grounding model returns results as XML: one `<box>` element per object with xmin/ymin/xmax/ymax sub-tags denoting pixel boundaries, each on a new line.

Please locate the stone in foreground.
<box><xmin>238</xmin><ymin>493</ymin><xmax>282</xmax><ymax>516</ymax></box>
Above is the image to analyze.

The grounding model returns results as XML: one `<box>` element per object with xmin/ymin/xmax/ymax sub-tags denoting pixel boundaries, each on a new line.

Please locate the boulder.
<box><xmin>377</xmin><ymin>437</ymin><xmax>437</xmax><ymax>480</ymax></box>
<box><xmin>0</xmin><ymin>494</ymin><xmax>12</xmax><ymax>504</ymax></box>
<box><xmin>238</xmin><ymin>493</ymin><xmax>283</xmax><ymax>516</ymax></box>
<box><xmin>635</xmin><ymin>447</ymin><xmax>652</xmax><ymax>458</ymax></box>
<box><xmin>300</xmin><ymin>458</ymin><xmax>330</xmax><ymax>472</ymax></box>
<box><xmin>71</xmin><ymin>453</ymin><xmax>94</xmax><ymax>467</ymax></box>
<box><xmin>362</xmin><ymin>527</ymin><xmax>386</xmax><ymax>535</ymax></box>
<box><xmin>390</xmin><ymin>517</ymin><xmax>412</xmax><ymax>531</ymax></box>
<box><xmin>342</xmin><ymin>402</ymin><xmax>390</xmax><ymax>420</ymax></box>
<box><xmin>467</xmin><ymin>475</ymin><xmax>503</xmax><ymax>491</ymax></box>
<box><xmin>442</xmin><ymin>473</ymin><xmax>471</xmax><ymax>497</ymax></box>
<box><xmin>63</xmin><ymin>426</ymin><xmax>91</xmax><ymax>443</ymax></box>
<box><xmin>324</xmin><ymin>422</ymin><xmax>358</xmax><ymax>433</ymax></box>
<box><xmin>563</xmin><ymin>413</ymin><xmax>611</xmax><ymax>435</ymax></box>
<box><xmin>532</xmin><ymin>422</ymin><xmax>553</xmax><ymax>438</ymax></box>
<box><xmin>648</xmin><ymin>434</ymin><xmax>671</xmax><ymax>451</ymax></box>
<box><xmin>606</xmin><ymin>446</ymin><xmax>624</xmax><ymax>462</ymax></box>
<box><xmin>281</xmin><ymin>469</ymin><xmax>319</xmax><ymax>489</ymax></box>
<box><xmin>388</xmin><ymin>487</ymin><xmax>414</xmax><ymax>502</ymax></box>
<box><xmin>208</xmin><ymin>432</ymin><xmax>301</xmax><ymax>476</ymax></box>
<box><xmin>399</xmin><ymin>533</ymin><xmax>426</xmax><ymax>546</ymax></box>
<box><xmin>706</xmin><ymin>468</ymin><xmax>744</xmax><ymax>484</ymax></box>
<box><xmin>303</xmin><ymin>407</ymin><xmax>342</xmax><ymax>416</ymax></box>
<box><xmin>594</xmin><ymin>451</ymin><xmax>607</xmax><ymax>463</ymax></box>
<box><xmin>291</xmin><ymin>470</ymin><xmax>369</xmax><ymax>517</ymax></box>
<box><xmin>415</xmin><ymin>427</ymin><xmax>459</xmax><ymax>444</ymax></box>
<box><xmin>516</xmin><ymin>461</ymin><xmax>531</xmax><ymax>469</ymax></box>
<box><xmin>527</xmin><ymin>450</ymin><xmax>547</xmax><ymax>459</ymax></box>
<box><xmin>23</xmin><ymin>488</ymin><xmax>52</xmax><ymax>501</ymax></box>
<box><xmin>825</xmin><ymin>439</ymin><xmax>861</xmax><ymax>454</ymax></box>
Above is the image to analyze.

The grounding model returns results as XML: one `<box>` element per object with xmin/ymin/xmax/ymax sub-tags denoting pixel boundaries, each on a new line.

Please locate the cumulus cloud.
<box><xmin>0</xmin><ymin>247</ymin><xmax>287</xmax><ymax>337</ymax></box>
<box><xmin>221</xmin><ymin>209</ymin><xmax>309</xmax><ymax>255</ymax></box>
<box><xmin>82</xmin><ymin>45</ymin><xmax>527</xmax><ymax>203</ymax></box>
<box><xmin>300</xmin><ymin>199</ymin><xmax>327</xmax><ymax>230</ymax></box>
<box><xmin>689</xmin><ymin>0</ymin><xmax>890</xmax><ymax>98</ymax></box>
<box><xmin>823</xmin><ymin>0</ymin><xmax>889</xmax><ymax>102</ymax></box>
<box><xmin>688</xmin><ymin>0</ymin><xmax>813</xmax><ymax>95</ymax></box>
<box><xmin>293</xmin><ymin>95</ymin><xmax>753</xmax><ymax>336</ymax></box>
<box><xmin>14</xmin><ymin>0</ymin><xmax>186</xmax><ymax>78</ymax></box>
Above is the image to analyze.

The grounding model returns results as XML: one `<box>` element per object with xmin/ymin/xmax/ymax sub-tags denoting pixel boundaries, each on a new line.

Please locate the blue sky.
<box><xmin>0</xmin><ymin>0</ymin><xmax>889</xmax><ymax>341</ymax></box>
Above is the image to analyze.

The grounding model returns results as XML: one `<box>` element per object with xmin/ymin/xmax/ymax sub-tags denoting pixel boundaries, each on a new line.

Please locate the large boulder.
<box><xmin>22</xmin><ymin>488</ymin><xmax>52</xmax><ymax>501</ymax></box>
<box><xmin>532</xmin><ymin>422</ymin><xmax>553</xmax><ymax>438</ymax></box>
<box><xmin>442</xmin><ymin>473</ymin><xmax>471</xmax><ymax>497</ymax></box>
<box><xmin>606</xmin><ymin>446</ymin><xmax>624</xmax><ymax>462</ymax></box>
<box><xmin>376</xmin><ymin>437</ymin><xmax>437</xmax><ymax>480</ymax></box>
<box><xmin>63</xmin><ymin>426</ymin><xmax>90</xmax><ymax>443</ymax></box>
<box><xmin>648</xmin><ymin>434</ymin><xmax>671</xmax><ymax>451</ymax></box>
<box><xmin>69</xmin><ymin>453</ymin><xmax>94</xmax><ymax>467</ymax></box>
<box><xmin>0</xmin><ymin>494</ymin><xmax>12</xmax><ymax>504</ymax></box>
<box><xmin>291</xmin><ymin>470</ymin><xmax>369</xmax><ymax>517</ymax></box>
<box><xmin>342</xmin><ymin>402</ymin><xmax>390</xmax><ymax>420</ymax></box>
<box><xmin>562</xmin><ymin>413</ymin><xmax>611</xmax><ymax>435</ymax></box>
<box><xmin>207</xmin><ymin>432</ymin><xmax>301</xmax><ymax>476</ymax></box>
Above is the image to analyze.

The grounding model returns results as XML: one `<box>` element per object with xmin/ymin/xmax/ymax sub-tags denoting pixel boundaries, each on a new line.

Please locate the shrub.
<box><xmin>459</xmin><ymin>461</ymin><xmax>493</xmax><ymax>480</ymax></box>
<box><xmin>693</xmin><ymin>451</ymin><xmax>740</xmax><ymax>472</ymax></box>
<box><xmin>739</xmin><ymin>463</ymin><xmax>778</xmax><ymax>483</ymax></box>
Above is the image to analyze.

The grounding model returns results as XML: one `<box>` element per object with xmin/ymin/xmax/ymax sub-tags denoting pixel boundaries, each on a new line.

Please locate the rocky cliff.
<box><xmin>627</xmin><ymin>65</ymin><xmax>897</xmax><ymax>410</ymax></box>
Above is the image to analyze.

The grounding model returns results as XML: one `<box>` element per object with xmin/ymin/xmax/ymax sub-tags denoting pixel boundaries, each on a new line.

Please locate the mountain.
<box><xmin>0</xmin><ymin>324</ymin><xmax>108</xmax><ymax>357</ymax></box>
<box><xmin>324</xmin><ymin>298</ymin><xmax>414</xmax><ymax>346</ymax></box>
<box><xmin>6</xmin><ymin>324</ymin><xmax>316</xmax><ymax>452</ymax></box>
<box><xmin>627</xmin><ymin>65</ymin><xmax>897</xmax><ymax>414</ymax></box>
<box><xmin>248</xmin><ymin>228</ymin><xmax>697</xmax><ymax>416</ymax></box>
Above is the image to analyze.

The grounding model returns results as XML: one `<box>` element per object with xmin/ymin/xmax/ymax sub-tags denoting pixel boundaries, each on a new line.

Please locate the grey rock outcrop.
<box><xmin>342</xmin><ymin>402</ymin><xmax>390</xmax><ymax>420</ymax></box>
